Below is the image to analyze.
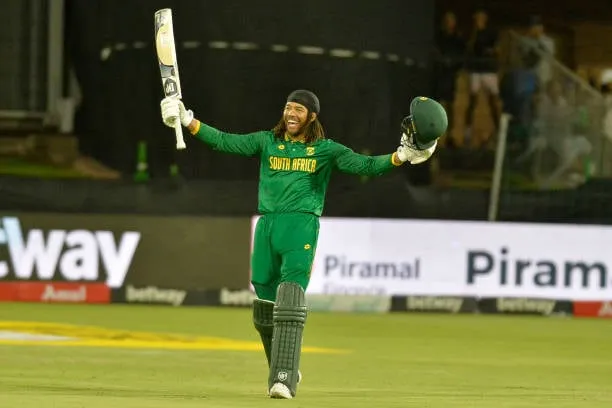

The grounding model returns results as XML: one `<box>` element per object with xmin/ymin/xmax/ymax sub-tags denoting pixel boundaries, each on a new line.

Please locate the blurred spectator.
<box><xmin>516</xmin><ymin>81</ymin><xmax>592</xmax><ymax>186</ymax></box>
<box><xmin>535</xmin><ymin>81</ymin><xmax>574</xmax><ymax>145</ymax></box>
<box><xmin>499</xmin><ymin>16</ymin><xmax>553</xmax><ymax>140</ymax></box>
<box><xmin>464</xmin><ymin>9</ymin><xmax>500</xmax><ymax>148</ymax></box>
<box><xmin>520</xmin><ymin>16</ymin><xmax>555</xmax><ymax>89</ymax></box>
<box><xmin>432</xmin><ymin>11</ymin><xmax>465</xmax><ymax>148</ymax></box>
<box><xmin>601</xmin><ymin>81</ymin><xmax>612</xmax><ymax>143</ymax></box>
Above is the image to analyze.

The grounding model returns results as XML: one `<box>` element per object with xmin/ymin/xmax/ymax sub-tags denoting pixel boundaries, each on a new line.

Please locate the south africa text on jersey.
<box><xmin>269</xmin><ymin>156</ymin><xmax>318</xmax><ymax>173</ymax></box>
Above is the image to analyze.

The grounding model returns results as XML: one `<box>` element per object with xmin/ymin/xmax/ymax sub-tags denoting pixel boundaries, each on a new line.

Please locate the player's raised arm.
<box><xmin>160</xmin><ymin>97</ymin><xmax>268</xmax><ymax>156</ymax></box>
<box><xmin>333</xmin><ymin>143</ymin><xmax>399</xmax><ymax>176</ymax></box>
<box><xmin>189</xmin><ymin>120</ymin><xmax>270</xmax><ymax>156</ymax></box>
<box><xmin>334</xmin><ymin>96</ymin><xmax>447</xmax><ymax>176</ymax></box>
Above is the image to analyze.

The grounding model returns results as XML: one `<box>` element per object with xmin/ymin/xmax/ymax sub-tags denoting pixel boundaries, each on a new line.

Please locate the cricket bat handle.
<box><xmin>174</xmin><ymin>119</ymin><xmax>186</xmax><ymax>150</ymax></box>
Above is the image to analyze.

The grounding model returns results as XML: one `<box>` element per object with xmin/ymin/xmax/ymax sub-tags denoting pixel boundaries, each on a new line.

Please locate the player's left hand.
<box><xmin>396</xmin><ymin>133</ymin><xmax>437</xmax><ymax>164</ymax></box>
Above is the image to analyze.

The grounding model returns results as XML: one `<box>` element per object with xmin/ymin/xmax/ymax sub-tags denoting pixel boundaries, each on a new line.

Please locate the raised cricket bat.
<box><xmin>154</xmin><ymin>8</ymin><xmax>186</xmax><ymax>150</ymax></box>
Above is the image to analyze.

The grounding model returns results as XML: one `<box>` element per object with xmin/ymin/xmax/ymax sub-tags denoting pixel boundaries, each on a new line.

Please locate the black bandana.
<box><xmin>287</xmin><ymin>90</ymin><xmax>320</xmax><ymax>114</ymax></box>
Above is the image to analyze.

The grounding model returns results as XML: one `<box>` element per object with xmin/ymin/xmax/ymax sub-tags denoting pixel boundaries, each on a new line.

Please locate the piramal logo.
<box><xmin>0</xmin><ymin>217</ymin><xmax>140</xmax><ymax>288</ymax></box>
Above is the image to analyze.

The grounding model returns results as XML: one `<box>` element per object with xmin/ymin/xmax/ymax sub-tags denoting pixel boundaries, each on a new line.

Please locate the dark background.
<box><xmin>65</xmin><ymin>0</ymin><xmax>435</xmax><ymax>180</ymax></box>
<box><xmin>3</xmin><ymin>0</ymin><xmax>612</xmax><ymax>225</ymax></box>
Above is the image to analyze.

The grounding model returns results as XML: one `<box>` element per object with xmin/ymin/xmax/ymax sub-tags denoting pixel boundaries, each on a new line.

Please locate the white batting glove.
<box><xmin>160</xmin><ymin>97</ymin><xmax>194</xmax><ymax>128</ymax></box>
<box><xmin>396</xmin><ymin>133</ymin><xmax>437</xmax><ymax>164</ymax></box>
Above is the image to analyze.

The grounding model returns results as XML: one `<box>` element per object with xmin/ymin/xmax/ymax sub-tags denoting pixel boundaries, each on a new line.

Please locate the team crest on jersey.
<box><xmin>306</xmin><ymin>147</ymin><xmax>315</xmax><ymax>156</ymax></box>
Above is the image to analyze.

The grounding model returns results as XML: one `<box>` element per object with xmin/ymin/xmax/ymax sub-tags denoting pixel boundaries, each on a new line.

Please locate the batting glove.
<box><xmin>396</xmin><ymin>133</ymin><xmax>437</xmax><ymax>164</ymax></box>
<box><xmin>160</xmin><ymin>97</ymin><xmax>194</xmax><ymax>128</ymax></box>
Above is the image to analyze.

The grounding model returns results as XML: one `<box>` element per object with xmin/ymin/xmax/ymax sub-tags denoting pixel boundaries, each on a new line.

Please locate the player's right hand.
<box><xmin>160</xmin><ymin>97</ymin><xmax>193</xmax><ymax>128</ymax></box>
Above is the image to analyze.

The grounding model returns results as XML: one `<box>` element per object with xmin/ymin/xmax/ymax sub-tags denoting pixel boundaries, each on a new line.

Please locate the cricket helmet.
<box><xmin>401</xmin><ymin>96</ymin><xmax>448</xmax><ymax>150</ymax></box>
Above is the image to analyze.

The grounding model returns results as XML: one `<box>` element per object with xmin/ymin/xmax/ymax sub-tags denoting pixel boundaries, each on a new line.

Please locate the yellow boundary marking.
<box><xmin>0</xmin><ymin>321</ymin><xmax>348</xmax><ymax>354</ymax></box>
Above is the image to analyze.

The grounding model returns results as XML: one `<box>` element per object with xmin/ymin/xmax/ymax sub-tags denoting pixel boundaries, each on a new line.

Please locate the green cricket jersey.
<box><xmin>194</xmin><ymin>123</ymin><xmax>399</xmax><ymax>216</ymax></box>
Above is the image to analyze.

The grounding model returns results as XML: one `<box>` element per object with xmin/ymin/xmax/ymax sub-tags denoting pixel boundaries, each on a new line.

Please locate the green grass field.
<box><xmin>0</xmin><ymin>303</ymin><xmax>610</xmax><ymax>407</ymax></box>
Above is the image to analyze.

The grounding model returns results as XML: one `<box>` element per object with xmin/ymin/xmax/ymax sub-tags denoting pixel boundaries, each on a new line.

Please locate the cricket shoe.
<box><xmin>266</xmin><ymin>371</ymin><xmax>301</xmax><ymax>397</ymax></box>
<box><xmin>269</xmin><ymin>383</ymin><xmax>292</xmax><ymax>399</ymax></box>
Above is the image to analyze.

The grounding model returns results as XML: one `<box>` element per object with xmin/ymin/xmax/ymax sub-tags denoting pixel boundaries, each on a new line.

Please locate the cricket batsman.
<box><xmin>160</xmin><ymin>90</ymin><xmax>447</xmax><ymax>399</ymax></box>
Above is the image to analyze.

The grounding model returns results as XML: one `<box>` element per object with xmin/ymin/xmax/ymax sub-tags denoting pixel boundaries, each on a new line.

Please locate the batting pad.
<box><xmin>253</xmin><ymin>298</ymin><xmax>275</xmax><ymax>365</ymax></box>
<box><xmin>268</xmin><ymin>282</ymin><xmax>307</xmax><ymax>396</ymax></box>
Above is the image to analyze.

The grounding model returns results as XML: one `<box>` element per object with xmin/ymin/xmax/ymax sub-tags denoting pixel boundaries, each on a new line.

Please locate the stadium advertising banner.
<box><xmin>572</xmin><ymin>301</ymin><xmax>612</xmax><ymax>318</ymax></box>
<box><xmin>251</xmin><ymin>217</ymin><xmax>612</xmax><ymax>301</ymax></box>
<box><xmin>0</xmin><ymin>213</ymin><xmax>252</xmax><ymax>295</ymax></box>
<box><xmin>0</xmin><ymin>282</ymin><xmax>110</xmax><ymax>304</ymax></box>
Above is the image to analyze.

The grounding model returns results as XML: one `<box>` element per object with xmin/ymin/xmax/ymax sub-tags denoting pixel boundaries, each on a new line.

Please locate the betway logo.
<box><xmin>467</xmin><ymin>248</ymin><xmax>610</xmax><ymax>290</ymax></box>
<box><xmin>0</xmin><ymin>217</ymin><xmax>140</xmax><ymax>288</ymax></box>
<box><xmin>406</xmin><ymin>296</ymin><xmax>464</xmax><ymax>313</ymax></box>
<box><xmin>126</xmin><ymin>285</ymin><xmax>186</xmax><ymax>306</ymax></box>
<box><xmin>497</xmin><ymin>298</ymin><xmax>556</xmax><ymax>315</ymax></box>
<box><xmin>220</xmin><ymin>288</ymin><xmax>256</xmax><ymax>306</ymax></box>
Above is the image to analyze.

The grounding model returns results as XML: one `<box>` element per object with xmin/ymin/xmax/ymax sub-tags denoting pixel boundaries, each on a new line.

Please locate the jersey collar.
<box><xmin>284</xmin><ymin>134</ymin><xmax>306</xmax><ymax>144</ymax></box>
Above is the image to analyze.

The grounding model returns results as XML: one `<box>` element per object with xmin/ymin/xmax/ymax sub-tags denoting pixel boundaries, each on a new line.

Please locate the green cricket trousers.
<box><xmin>251</xmin><ymin>212</ymin><xmax>320</xmax><ymax>301</ymax></box>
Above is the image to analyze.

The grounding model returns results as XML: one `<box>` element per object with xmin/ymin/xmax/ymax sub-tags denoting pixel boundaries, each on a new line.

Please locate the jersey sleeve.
<box><xmin>192</xmin><ymin>122</ymin><xmax>270</xmax><ymax>156</ymax></box>
<box><xmin>332</xmin><ymin>141</ymin><xmax>400</xmax><ymax>176</ymax></box>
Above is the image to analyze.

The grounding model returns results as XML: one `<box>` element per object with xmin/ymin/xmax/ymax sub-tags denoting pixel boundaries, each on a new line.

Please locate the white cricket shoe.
<box><xmin>268</xmin><ymin>370</ymin><xmax>302</xmax><ymax>397</ymax></box>
<box><xmin>269</xmin><ymin>383</ymin><xmax>292</xmax><ymax>399</ymax></box>
<box><xmin>266</xmin><ymin>371</ymin><xmax>301</xmax><ymax>397</ymax></box>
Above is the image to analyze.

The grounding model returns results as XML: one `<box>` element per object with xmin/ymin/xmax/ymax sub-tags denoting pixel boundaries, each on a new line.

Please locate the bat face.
<box><xmin>155</xmin><ymin>25</ymin><xmax>175</xmax><ymax>66</ymax></box>
<box><xmin>154</xmin><ymin>8</ymin><xmax>182</xmax><ymax>99</ymax></box>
